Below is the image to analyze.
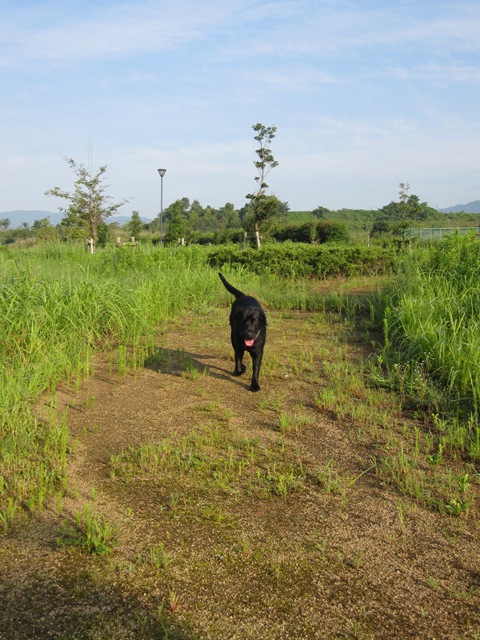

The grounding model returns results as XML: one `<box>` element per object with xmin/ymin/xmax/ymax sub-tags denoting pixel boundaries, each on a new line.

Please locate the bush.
<box><xmin>193</xmin><ymin>228</ymin><xmax>245</xmax><ymax>245</ymax></box>
<box><xmin>207</xmin><ymin>243</ymin><xmax>396</xmax><ymax>279</ymax></box>
<box><xmin>272</xmin><ymin>220</ymin><xmax>349</xmax><ymax>244</ymax></box>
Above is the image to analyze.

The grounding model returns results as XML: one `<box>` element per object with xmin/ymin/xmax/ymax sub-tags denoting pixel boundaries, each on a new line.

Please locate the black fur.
<box><xmin>218</xmin><ymin>273</ymin><xmax>267</xmax><ymax>392</ymax></box>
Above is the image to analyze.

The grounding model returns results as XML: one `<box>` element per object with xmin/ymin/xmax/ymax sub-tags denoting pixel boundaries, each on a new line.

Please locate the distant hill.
<box><xmin>0</xmin><ymin>210</ymin><xmax>152</xmax><ymax>229</ymax></box>
<box><xmin>439</xmin><ymin>200</ymin><xmax>480</xmax><ymax>214</ymax></box>
<box><xmin>108</xmin><ymin>215</ymin><xmax>153</xmax><ymax>226</ymax></box>
<box><xmin>0</xmin><ymin>210</ymin><xmax>62</xmax><ymax>228</ymax></box>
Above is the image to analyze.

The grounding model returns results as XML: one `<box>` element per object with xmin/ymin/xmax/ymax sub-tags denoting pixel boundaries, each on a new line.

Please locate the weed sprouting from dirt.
<box><xmin>141</xmin><ymin>543</ymin><xmax>173</xmax><ymax>570</ymax></box>
<box><xmin>109</xmin><ymin>423</ymin><xmax>307</xmax><ymax>500</ymax></box>
<box><xmin>57</xmin><ymin>503</ymin><xmax>116</xmax><ymax>555</ymax></box>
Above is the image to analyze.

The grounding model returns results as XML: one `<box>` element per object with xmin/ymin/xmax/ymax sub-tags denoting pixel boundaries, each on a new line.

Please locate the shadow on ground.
<box><xmin>144</xmin><ymin>346</ymin><xmax>252</xmax><ymax>391</ymax></box>
<box><xmin>0</xmin><ymin>550</ymin><xmax>192</xmax><ymax>640</ymax></box>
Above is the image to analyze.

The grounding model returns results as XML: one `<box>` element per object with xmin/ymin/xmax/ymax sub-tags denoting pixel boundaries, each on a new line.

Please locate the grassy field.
<box><xmin>1</xmin><ymin>240</ymin><xmax>479</xmax><ymax>638</ymax></box>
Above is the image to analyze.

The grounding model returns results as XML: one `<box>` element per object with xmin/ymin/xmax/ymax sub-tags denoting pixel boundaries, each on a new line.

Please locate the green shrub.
<box><xmin>272</xmin><ymin>220</ymin><xmax>349</xmax><ymax>244</ymax></box>
<box><xmin>207</xmin><ymin>243</ymin><xmax>396</xmax><ymax>279</ymax></box>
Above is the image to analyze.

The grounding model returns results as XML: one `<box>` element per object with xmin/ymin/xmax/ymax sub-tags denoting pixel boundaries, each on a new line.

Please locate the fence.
<box><xmin>404</xmin><ymin>227</ymin><xmax>480</xmax><ymax>241</ymax></box>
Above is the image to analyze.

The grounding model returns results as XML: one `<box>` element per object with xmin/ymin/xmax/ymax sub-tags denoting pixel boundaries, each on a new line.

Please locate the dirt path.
<box><xmin>1</xmin><ymin>308</ymin><xmax>479</xmax><ymax>639</ymax></box>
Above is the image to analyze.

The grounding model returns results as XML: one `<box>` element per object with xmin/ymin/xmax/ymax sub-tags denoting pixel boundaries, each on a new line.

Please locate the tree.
<box><xmin>242</xmin><ymin>195</ymin><xmax>283</xmax><ymax>243</ymax></box>
<box><xmin>377</xmin><ymin>183</ymin><xmax>438</xmax><ymax>229</ymax></box>
<box><xmin>398</xmin><ymin>182</ymin><xmax>420</xmax><ymax>220</ymax></box>
<box><xmin>312</xmin><ymin>206</ymin><xmax>331</xmax><ymax>219</ymax></box>
<box><xmin>45</xmin><ymin>157</ymin><xmax>128</xmax><ymax>251</ymax></box>
<box><xmin>32</xmin><ymin>217</ymin><xmax>57</xmax><ymax>242</ymax></box>
<box><xmin>246</xmin><ymin>123</ymin><xmax>279</xmax><ymax>249</ymax></box>
<box><xmin>164</xmin><ymin>199</ymin><xmax>190</xmax><ymax>245</ymax></box>
<box><xmin>218</xmin><ymin>202</ymin><xmax>241</xmax><ymax>229</ymax></box>
<box><xmin>188</xmin><ymin>199</ymin><xmax>203</xmax><ymax>230</ymax></box>
<box><xmin>127</xmin><ymin>211</ymin><xmax>143</xmax><ymax>239</ymax></box>
<box><xmin>0</xmin><ymin>218</ymin><xmax>10</xmax><ymax>230</ymax></box>
<box><xmin>371</xmin><ymin>219</ymin><xmax>392</xmax><ymax>237</ymax></box>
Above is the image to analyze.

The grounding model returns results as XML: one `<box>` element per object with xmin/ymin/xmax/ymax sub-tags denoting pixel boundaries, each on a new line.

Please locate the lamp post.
<box><xmin>157</xmin><ymin>168</ymin><xmax>166</xmax><ymax>245</ymax></box>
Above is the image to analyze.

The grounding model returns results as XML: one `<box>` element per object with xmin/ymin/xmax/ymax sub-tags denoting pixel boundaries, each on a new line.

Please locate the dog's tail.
<box><xmin>218</xmin><ymin>272</ymin><xmax>246</xmax><ymax>299</ymax></box>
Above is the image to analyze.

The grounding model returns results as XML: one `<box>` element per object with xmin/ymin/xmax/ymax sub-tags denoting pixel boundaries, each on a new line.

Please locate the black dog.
<box><xmin>218</xmin><ymin>273</ymin><xmax>267</xmax><ymax>392</ymax></box>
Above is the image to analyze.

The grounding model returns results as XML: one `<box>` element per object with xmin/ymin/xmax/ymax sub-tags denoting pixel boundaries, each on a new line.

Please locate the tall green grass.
<box><xmin>0</xmin><ymin>244</ymin><xmax>223</xmax><ymax>528</ymax></box>
<box><xmin>377</xmin><ymin>233</ymin><xmax>480</xmax><ymax>455</ymax></box>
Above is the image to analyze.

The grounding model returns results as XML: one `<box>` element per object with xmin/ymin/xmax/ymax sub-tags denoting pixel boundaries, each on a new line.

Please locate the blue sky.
<box><xmin>1</xmin><ymin>0</ymin><xmax>479</xmax><ymax>218</ymax></box>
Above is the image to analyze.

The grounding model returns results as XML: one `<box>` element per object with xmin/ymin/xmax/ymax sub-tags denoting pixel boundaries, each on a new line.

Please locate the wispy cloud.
<box><xmin>2</xmin><ymin>0</ymin><xmax>479</xmax><ymax>67</ymax></box>
<box><xmin>0</xmin><ymin>0</ymin><xmax>234</xmax><ymax>64</ymax></box>
<box><xmin>388</xmin><ymin>63</ymin><xmax>480</xmax><ymax>83</ymax></box>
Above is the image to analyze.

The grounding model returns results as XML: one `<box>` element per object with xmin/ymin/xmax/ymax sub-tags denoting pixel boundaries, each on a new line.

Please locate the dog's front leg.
<box><xmin>233</xmin><ymin>348</ymin><xmax>246</xmax><ymax>377</ymax></box>
<box><xmin>249</xmin><ymin>350</ymin><xmax>263</xmax><ymax>392</ymax></box>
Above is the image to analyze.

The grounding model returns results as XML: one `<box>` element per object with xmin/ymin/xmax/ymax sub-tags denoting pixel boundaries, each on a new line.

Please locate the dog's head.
<box><xmin>234</xmin><ymin>308</ymin><xmax>266</xmax><ymax>348</ymax></box>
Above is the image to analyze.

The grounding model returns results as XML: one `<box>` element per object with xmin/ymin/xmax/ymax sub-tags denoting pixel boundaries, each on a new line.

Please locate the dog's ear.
<box><xmin>261</xmin><ymin>311</ymin><xmax>267</xmax><ymax>326</ymax></box>
<box><xmin>231</xmin><ymin>309</ymin><xmax>245</xmax><ymax>325</ymax></box>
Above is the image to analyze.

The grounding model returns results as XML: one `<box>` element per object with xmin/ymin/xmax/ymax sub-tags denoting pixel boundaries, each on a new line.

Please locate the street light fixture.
<box><xmin>157</xmin><ymin>168</ymin><xmax>166</xmax><ymax>245</ymax></box>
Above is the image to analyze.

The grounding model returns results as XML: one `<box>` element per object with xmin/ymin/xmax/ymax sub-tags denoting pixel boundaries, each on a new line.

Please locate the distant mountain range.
<box><xmin>438</xmin><ymin>200</ymin><xmax>480</xmax><ymax>214</ymax></box>
<box><xmin>0</xmin><ymin>210</ymin><xmax>153</xmax><ymax>229</ymax></box>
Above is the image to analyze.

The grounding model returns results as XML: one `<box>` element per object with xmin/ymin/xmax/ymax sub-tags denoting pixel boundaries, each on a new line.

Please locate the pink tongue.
<box><xmin>244</xmin><ymin>339</ymin><xmax>254</xmax><ymax>347</ymax></box>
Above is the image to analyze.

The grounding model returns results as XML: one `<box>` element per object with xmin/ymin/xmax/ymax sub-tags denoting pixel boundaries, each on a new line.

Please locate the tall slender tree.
<box><xmin>246</xmin><ymin>123</ymin><xmax>279</xmax><ymax>249</ymax></box>
<box><xmin>45</xmin><ymin>157</ymin><xmax>128</xmax><ymax>251</ymax></box>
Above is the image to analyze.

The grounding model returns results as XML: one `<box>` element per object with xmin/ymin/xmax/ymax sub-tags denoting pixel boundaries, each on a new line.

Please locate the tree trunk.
<box><xmin>254</xmin><ymin>224</ymin><xmax>261</xmax><ymax>250</ymax></box>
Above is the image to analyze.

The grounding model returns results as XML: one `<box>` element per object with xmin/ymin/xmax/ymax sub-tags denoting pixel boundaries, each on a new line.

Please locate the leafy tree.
<box><xmin>371</xmin><ymin>220</ymin><xmax>391</xmax><ymax>237</ymax></box>
<box><xmin>154</xmin><ymin>197</ymin><xmax>244</xmax><ymax>237</ymax></box>
<box><xmin>378</xmin><ymin>183</ymin><xmax>437</xmax><ymax>224</ymax></box>
<box><xmin>163</xmin><ymin>197</ymin><xmax>190</xmax><ymax>224</ymax></box>
<box><xmin>45</xmin><ymin>157</ymin><xmax>128</xmax><ymax>250</ymax></box>
<box><xmin>32</xmin><ymin>217</ymin><xmax>57</xmax><ymax>242</ymax></box>
<box><xmin>187</xmin><ymin>199</ymin><xmax>202</xmax><ymax>230</ymax></box>
<box><xmin>219</xmin><ymin>202</ymin><xmax>242</xmax><ymax>229</ymax></box>
<box><xmin>377</xmin><ymin>201</ymin><xmax>400</xmax><ymax>219</ymax></box>
<box><xmin>199</xmin><ymin>206</ymin><xmax>218</xmax><ymax>232</ymax></box>
<box><xmin>127</xmin><ymin>211</ymin><xmax>143</xmax><ymax>239</ymax></box>
<box><xmin>243</xmin><ymin>195</ymin><xmax>283</xmax><ymax>242</ymax></box>
<box><xmin>398</xmin><ymin>182</ymin><xmax>422</xmax><ymax>220</ymax></box>
<box><xmin>0</xmin><ymin>218</ymin><xmax>10</xmax><ymax>230</ymax></box>
<box><xmin>164</xmin><ymin>199</ymin><xmax>190</xmax><ymax>244</ymax></box>
<box><xmin>97</xmin><ymin>220</ymin><xmax>111</xmax><ymax>247</ymax></box>
<box><xmin>312</xmin><ymin>206</ymin><xmax>331</xmax><ymax>219</ymax></box>
<box><xmin>179</xmin><ymin>197</ymin><xmax>191</xmax><ymax>213</ymax></box>
<box><xmin>32</xmin><ymin>217</ymin><xmax>51</xmax><ymax>230</ymax></box>
<box><xmin>246</xmin><ymin>123</ymin><xmax>279</xmax><ymax>248</ymax></box>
